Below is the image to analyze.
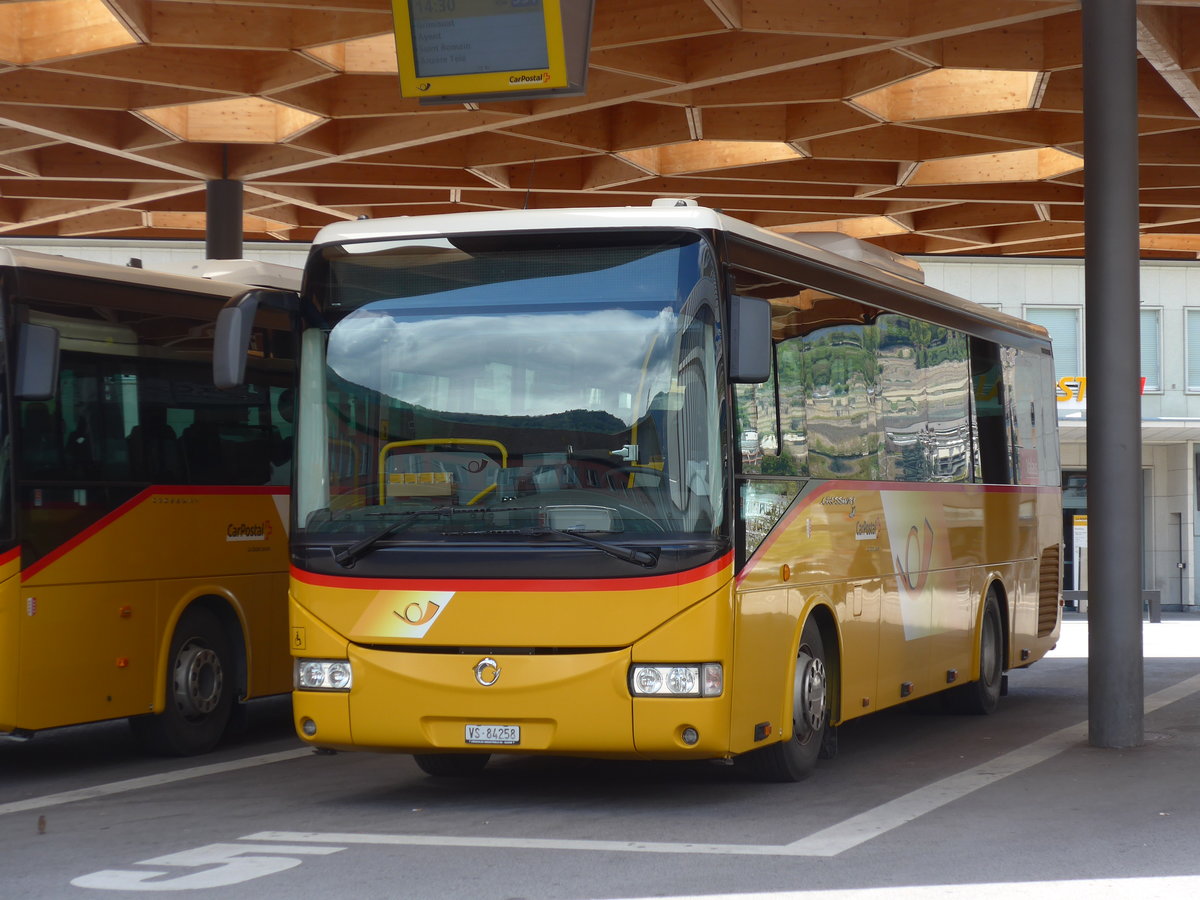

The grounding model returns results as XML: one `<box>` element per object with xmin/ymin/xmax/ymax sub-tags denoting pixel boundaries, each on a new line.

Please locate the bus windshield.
<box><xmin>295</xmin><ymin>232</ymin><xmax>726</xmax><ymax>557</ymax></box>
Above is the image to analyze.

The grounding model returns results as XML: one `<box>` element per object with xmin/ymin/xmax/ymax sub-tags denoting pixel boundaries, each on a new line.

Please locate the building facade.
<box><xmin>921</xmin><ymin>256</ymin><xmax>1200</xmax><ymax>611</ymax></box>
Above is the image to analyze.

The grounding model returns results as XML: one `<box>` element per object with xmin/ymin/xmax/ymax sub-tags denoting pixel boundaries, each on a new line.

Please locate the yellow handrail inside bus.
<box><xmin>377</xmin><ymin>438</ymin><xmax>509</xmax><ymax>505</ymax></box>
<box><xmin>466</xmin><ymin>483</ymin><xmax>498</xmax><ymax>506</ymax></box>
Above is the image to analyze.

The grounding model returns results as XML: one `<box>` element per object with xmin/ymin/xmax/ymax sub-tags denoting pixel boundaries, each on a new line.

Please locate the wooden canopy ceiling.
<box><xmin>3</xmin><ymin>0</ymin><xmax>1200</xmax><ymax>257</ymax></box>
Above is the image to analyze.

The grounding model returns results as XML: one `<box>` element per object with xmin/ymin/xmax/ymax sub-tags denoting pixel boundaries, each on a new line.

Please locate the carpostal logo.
<box><xmin>226</xmin><ymin>521</ymin><xmax>272</xmax><ymax>542</ymax></box>
<box><xmin>854</xmin><ymin>519</ymin><xmax>880</xmax><ymax>542</ymax></box>
<box><xmin>509</xmin><ymin>71</ymin><xmax>551</xmax><ymax>85</ymax></box>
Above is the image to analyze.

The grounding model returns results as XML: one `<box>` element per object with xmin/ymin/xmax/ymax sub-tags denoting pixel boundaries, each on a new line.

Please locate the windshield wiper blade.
<box><xmin>333</xmin><ymin>507</ymin><xmax>484</xmax><ymax>568</ymax></box>
<box><xmin>531</xmin><ymin>528</ymin><xmax>659</xmax><ymax>568</ymax></box>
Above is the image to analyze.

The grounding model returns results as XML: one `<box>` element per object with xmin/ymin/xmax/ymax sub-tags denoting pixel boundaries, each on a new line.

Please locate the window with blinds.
<box><xmin>1188</xmin><ymin>309</ymin><xmax>1200</xmax><ymax>392</ymax></box>
<box><xmin>1024</xmin><ymin>306</ymin><xmax>1080</xmax><ymax>389</ymax></box>
<box><xmin>1140</xmin><ymin>308</ymin><xmax>1161</xmax><ymax>393</ymax></box>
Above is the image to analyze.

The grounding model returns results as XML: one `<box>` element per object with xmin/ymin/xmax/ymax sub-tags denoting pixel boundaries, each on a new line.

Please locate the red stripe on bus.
<box><xmin>20</xmin><ymin>485</ymin><xmax>287</xmax><ymax>582</ymax></box>
<box><xmin>0</xmin><ymin>546</ymin><xmax>20</xmax><ymax>567</ymax></box>
<box><xmin>291</xmin><ymin>551</ymin><xmax>734</xmax><ymax>593</ymax></box>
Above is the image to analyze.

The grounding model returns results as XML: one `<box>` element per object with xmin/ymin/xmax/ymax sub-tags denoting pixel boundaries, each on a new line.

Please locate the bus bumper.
<box><xmin>293</xmin><ymin>644</ymin><xmax>733</xmax><ymax>760</ymax></box>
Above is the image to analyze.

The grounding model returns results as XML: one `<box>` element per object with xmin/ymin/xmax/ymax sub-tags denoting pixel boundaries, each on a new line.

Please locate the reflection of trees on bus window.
<box><xmin>805</xmin><ymin>323</ymin><xmax>881</xmax><ymax>481</ymax></box>
<box><xmin>728</xmin><ymin>268</ymin><xmax>1052</xmax><ymax>499</ymax></box>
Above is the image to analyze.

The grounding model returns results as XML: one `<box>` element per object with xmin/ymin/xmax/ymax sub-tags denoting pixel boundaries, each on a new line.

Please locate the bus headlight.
<box><xmin>629</xmin><ymin>663</ymin><xmax>722</xmax><ymax>697</ymax></box>
<box><xmin>296</xmin><ymin>659</ymin><xmax>353</xmax><ymax>691</ymax></box>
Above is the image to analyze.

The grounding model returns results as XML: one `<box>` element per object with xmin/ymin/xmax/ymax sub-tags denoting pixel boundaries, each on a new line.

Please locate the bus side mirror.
<box><xmin>214</xmin><ymin>288</ymin><xmax>298</xmax><ymax>388</ymax></box>
<box><xmin>14</xmin><ymin>322</ymin><xmax>59</xmax><ymax>400</ymax></box>
<box><xmin>214</xmin><ymin>303</ymin><xmax>257</xmax><ymax>389</ymax></box>
<box><xmin>729</xmin><ymin>295</ymin><xmax>771</xmax><ymax>384</ymax></box>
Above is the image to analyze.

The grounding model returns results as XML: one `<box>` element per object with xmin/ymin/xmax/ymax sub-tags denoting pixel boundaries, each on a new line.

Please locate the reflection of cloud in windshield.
<box><xmin>328</xmin><ymin>307</ymin><xmax>679</xmax><ymax>419</ymax></box>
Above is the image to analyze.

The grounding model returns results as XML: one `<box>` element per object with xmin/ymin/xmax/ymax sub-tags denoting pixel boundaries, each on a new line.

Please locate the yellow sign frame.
<box><xmin>392</xmin><ymin>0</ymin><xmax>569</xmax><ymax>99</ymax></box>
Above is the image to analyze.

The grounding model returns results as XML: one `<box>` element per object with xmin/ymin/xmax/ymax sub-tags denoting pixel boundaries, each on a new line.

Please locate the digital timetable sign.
<box><xmin>393</xmin><ymin>0</ymin><xmax>571</xmax><ymax>100</ymax></box>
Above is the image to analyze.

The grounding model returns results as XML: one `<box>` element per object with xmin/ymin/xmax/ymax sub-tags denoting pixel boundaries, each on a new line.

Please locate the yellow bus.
<box><xmin>0</xmin><ymin>248</ymin><xmax>298</xmax><ymax>755</ymax></box>
<box><xmin>216</xmin><ymin>202</ymin><xmax>1062</xmax><ymax>780</ymax></box>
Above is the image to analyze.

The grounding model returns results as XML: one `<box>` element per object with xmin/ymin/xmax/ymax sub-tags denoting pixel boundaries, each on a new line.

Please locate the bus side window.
<box><xmin>268</xmin><ymin>386</ymin><xmax>295</xmax><ymax>485</ymax></box>
<box><xmin>19</xmin><ymin>401</ymin><xmax>65</xmax><ymax>479</ymax></box>
<box><xmin>971</xmin><ymin>338</ymin><xmax>1013</xmax><ymax>485</ymax></box>
<box><xmin>804</xmin><ymin>322</ymin><xmax>880</xmax><ymax>481</ymax></box>
<box><xmin>734</xmin><ymin>356</ymin><xmax>777</xmax><ymax>475</ymax></box>
<box><xmin>774</xmin><ymin>339</ymin><xmax>808</xmax><ymax>477</ymax></box>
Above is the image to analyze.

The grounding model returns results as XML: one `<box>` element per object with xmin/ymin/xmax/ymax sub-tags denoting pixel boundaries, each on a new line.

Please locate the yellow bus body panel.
<box><xmin>737</xmin><ymin>481</ymin><xmax>1060</xmax><ymax>726</ymax></box>
<box><xmin>2</xmin><ymin>488</ymin><xmax>290</xmax><ymax>734</ymax></box>
<box><xmin>0</xmin><ymin>551</ymin><xmax>21</xmax><ymax>732</ymax></box>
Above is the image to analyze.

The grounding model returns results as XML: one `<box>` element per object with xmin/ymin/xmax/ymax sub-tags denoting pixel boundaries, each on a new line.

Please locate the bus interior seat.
<box><xmin>183</xmin><ymin>408</ymin><xmax>270</xmax><ymax>484</ymax></box>
<box><xmin>127</xmin><ymin>416</ymin><xmax>186</xmax><ymax>483</ymax></box>
<box><xmin>217</xmin><ymin>424</ymin><xmax>270</xmax><ymax>484</ymax></box>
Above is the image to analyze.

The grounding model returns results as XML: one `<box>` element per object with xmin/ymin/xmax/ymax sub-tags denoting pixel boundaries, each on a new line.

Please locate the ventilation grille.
<box><xmin>1038</xmin><ymin>544</ymin><xmax>1061</xmax><ymax>637</ymax></box>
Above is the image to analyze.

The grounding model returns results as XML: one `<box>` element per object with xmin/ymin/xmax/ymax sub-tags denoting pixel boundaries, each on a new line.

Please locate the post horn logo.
<box><xmin>473</xmin><ymin>657</ymin><xmax>500</xmax><ymax>687</ymax></box>
<box><xmin>394</xmin><ymin>600</ymin><xmax>440</xmax><ymax>626</ymax></box>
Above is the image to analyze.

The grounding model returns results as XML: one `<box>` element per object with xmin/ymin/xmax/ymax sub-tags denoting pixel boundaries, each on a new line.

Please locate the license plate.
<box><xmin>464</xmin><ymin>724</ymin><xmax>520</xmax><ymax>745</ymax></box>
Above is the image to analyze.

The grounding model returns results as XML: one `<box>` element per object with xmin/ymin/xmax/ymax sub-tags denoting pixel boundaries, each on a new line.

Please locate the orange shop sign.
<box><xmin>1057</xmin><ymin>376</ymin><xmax>1146</xmax><ymax>404</ymax></box>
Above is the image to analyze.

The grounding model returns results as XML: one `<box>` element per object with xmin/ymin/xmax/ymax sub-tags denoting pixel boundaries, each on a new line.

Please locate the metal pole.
<box><xmin>205</xmin><ymin>177</ymin><xmax>243</xmax><ymax>260</ymax></box>
<box><xmin>1083</xmin><ymin>0</ymin><xmax>1143</xmax><ymax>748</ymax></box>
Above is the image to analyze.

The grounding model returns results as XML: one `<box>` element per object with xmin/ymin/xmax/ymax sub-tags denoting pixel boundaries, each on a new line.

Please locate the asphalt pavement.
<box><xmin>3</xmin><ymin>613</ymin><xmax>1200</xmax><ymax>899</ymax></box>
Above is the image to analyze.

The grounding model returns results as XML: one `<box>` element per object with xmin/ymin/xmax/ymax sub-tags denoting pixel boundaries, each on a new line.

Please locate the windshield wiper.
<box><xmin>529</xmin><ymin>528</ymin><xmax>659</xmax><ymax>568</ymax></box>
<box><xmin>332</xmin><ymin>507</ymin><xmax>485</xmax><ymax>567</ymax></box>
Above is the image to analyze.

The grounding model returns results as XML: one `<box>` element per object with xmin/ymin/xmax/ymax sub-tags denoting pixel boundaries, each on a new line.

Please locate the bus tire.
<box><xmin>130</xmin><ymin>606</ymin><xmax>235</xmax><ymax>756</ymax></box>
<box><xmin>413</xmin><ymin>753</ymin><xmax>490</xmax><ymax>777</ymax></box>
<box><xmin>745</xmin><ymin>617</ymin><xmax>828</xmax><ymax>783</ymax></box>
<box><xmin>946</xmin><ymin>590</ymin><xmax>1003</xmax><ymax>715</ymax></box>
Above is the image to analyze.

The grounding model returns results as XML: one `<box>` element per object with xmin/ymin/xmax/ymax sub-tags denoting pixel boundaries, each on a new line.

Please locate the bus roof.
<box><xmin>312</xmin><ymin>203</ymin><xmax>922</xmax><ymax>280</ymax></box>
<box><xmin>0</xmin><ymin>246</ymin><xmax>301</xmax><ymax>297</ymax></box>
<box><xmin>311</xmin><ymin>203</ymin><xmax>1050</xmax><ymax>347</ymax></box>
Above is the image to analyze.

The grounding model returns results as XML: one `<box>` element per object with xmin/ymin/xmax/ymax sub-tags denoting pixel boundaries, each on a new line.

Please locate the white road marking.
<box><xmin>781</xmin><ymin>720</ymin><xmax>1087</xmax><ymax>856</ymax></box>
<box><xmin>1145</xmin><ymin>670</ymin><xmax>1200</xmax><ymax>712</ymax></box>
<box><xmin>0</xmin><ymin>748</ymin><xmax>310</xmax><ymax>817</ymax></box>
<box><xmin>72</xmin><ymin>842</ymin><xmax>344</xmax><ymax>892</ymax></box>
<box><xmin>596</xmin><ymin>877</ymin><xmax>1200</xmax><ymax>900</ymax></box>
<box><xmin>246</xmin><ymin>672</ymin><xmax>1200</xmax><ymax>859</ymax></box>
<box><xmin>244</xmin><ymin>830</ymin><xmax>799</xmax><ymax>856</ymax></box>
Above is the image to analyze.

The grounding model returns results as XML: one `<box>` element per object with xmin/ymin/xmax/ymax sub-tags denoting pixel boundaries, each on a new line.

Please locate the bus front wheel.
<box><xmin>413</xmin><ymin>753</ymin><xmax>490</xmax><ymax>777</ymax></box>
<box><xmin>131</xmin><ymin>606</ymin><xmax>235</xmax><ymax>756</ymax></box>
<box><xmin>745</xmin><ymin>617</ymin><xmax>828</xmax><ymax>783</ymax></box>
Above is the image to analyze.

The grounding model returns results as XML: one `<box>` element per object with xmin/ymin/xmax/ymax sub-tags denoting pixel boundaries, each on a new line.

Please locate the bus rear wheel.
<box><xmin>413</xmin><ymin>753</ymin><xmax>491</xmax><ymax>777</ymax></box>
<box><xmin>131</xmin><ymin>606</ymin><xmax>235</xmax><ymax>756</ymax></box>
<box><xmin>946</xmin><ymin>591</ymin><xmax>1004</xmax><ymax>715</ymax></box>
<box><xmin>745</xmin><ymin>617</ymin><xmax>828</xmax><ymax>783</ymax></box>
